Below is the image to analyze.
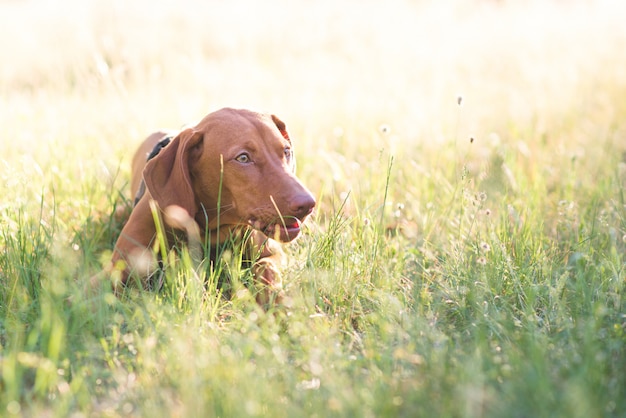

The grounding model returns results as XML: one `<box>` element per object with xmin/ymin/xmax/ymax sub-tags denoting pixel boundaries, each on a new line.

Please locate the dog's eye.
<box><xmin>284</xmin><ymin>147</ymin><xmax>292</xmax><ymax>161</ymax></box>
<box><xmin>235</xmin><ymin>152</ymin><xmax>251</xmax><ymax>164</ymax></box>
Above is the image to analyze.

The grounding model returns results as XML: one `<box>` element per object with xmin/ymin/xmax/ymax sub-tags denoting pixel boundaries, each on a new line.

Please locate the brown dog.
<box><xmin>109</xmin><ymin>108</ymin><xmax>315</xmax><ymax>301</ymax></box>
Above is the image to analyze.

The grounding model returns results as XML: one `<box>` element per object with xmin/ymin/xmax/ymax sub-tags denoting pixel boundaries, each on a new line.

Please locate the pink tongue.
<box><xmin>287</xmin><ymin>219</ymin><xmax>300</xmax><ymax>229</ymax></box>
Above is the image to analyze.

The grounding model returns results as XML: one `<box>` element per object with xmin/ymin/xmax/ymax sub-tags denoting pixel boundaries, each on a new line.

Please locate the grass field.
<box><xmin>1</xmin><ymin>0</ymin><xmax>626</xmax><ymax>416</ymax></box>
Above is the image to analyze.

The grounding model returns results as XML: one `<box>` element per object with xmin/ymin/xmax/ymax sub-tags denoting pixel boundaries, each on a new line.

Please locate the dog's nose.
<box><xmin>289</xmin><ymin>193</ymin><xmax>316</xmax><ymax>219</ymax></box>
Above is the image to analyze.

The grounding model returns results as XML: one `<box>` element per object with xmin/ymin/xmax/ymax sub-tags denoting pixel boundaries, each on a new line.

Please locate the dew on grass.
<box><xmin>6</xmin><ymin>401</ymin><xmax>21</xmax><ymax>415</ymax></box>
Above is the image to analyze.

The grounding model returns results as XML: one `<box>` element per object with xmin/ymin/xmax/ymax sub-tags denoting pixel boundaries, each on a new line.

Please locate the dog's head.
<box><xmin>142</xmin><ymin>108</ymin><xmax>315</xmax><ymax>242</ymax></box>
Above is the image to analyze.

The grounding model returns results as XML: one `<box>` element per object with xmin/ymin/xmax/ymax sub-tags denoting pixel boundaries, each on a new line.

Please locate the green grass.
<box><xmin>1</xmin><ymin>0</ymin><xmax>626</xmax><ymax>416</ymax></box>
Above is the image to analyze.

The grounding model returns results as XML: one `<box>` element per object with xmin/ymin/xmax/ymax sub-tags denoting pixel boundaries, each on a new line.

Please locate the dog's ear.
<box><xmin>271</xmin><ymin>114</ymin><xmax>297</xmax><ymax>172</ymax></box>
<box><xmin>271</xmin><ymin>114</ymin><xmax>291</xmax><ymax>143</ymax></box>
<box><xmin>143</xmin><ymin>128</ymin><xmax>203</xmax><ymax>217</ymax></box>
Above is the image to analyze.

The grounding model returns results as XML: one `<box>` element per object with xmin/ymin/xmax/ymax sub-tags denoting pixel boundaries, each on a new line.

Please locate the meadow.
<box><xmin>1</xmin><ymin>0</ymin><xmax>625</xmax><ymax>416</ymax></box>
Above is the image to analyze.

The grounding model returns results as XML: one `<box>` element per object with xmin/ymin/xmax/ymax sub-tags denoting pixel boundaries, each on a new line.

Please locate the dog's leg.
<box><xmin>248</xmin><ymin>230</ymin><xmax>285</xmax><ymax>306</ymax></box>
<box><xmin>110</xmin><ymin>197</ymin><xmax>160</xmax><ymax>293</ymax></box>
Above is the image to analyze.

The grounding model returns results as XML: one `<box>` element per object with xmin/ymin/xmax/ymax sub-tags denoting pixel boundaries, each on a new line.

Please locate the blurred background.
<box><xmin>2</xmin><ymin>0</ymin><xmax>625</xmax><ymax>138</ymax></box>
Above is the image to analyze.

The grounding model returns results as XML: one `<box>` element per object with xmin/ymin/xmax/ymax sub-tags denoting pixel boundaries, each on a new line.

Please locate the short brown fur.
<box><xmin>108</xmin><ymin>108</ymin><xmax>315</xmax><ymax>303</ymax></box>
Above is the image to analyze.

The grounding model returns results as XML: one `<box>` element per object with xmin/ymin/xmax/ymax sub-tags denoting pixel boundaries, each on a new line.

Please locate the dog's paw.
<box><xmin>252</xmin><ymin>260</ymin><xmax>285</xmax><ymax>306</ymax></box>
<box><xmin>252</xmin><ymin>259</ymin><xmax>281</xmax><ymax>285</ymax></box>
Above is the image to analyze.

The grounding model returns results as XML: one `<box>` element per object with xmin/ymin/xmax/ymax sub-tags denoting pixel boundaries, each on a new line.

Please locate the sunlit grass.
<box><xmin>1</xmin><ymin>0</ymin><xmax>625</xmax><ymax>416</ymax></box>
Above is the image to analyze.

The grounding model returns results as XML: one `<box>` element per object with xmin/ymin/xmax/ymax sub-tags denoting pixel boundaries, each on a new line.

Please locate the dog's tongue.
<box><xmin>287</xmin><ymin>219</ymin><xmax>300</xmax><ymax>229</ymax></box>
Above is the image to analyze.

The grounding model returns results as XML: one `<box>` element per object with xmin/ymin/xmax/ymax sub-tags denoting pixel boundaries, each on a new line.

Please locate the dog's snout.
<box><xmin>289</xmin><ymin>193</ymin><xmax>316</xmax><ymax>219</ymax></box>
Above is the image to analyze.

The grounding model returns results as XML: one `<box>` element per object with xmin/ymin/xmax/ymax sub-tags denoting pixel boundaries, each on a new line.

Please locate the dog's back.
<box><xmin>130</xmin><ymin>131</ymin><xmax>177</xmax><ymax>199</ymax></box>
